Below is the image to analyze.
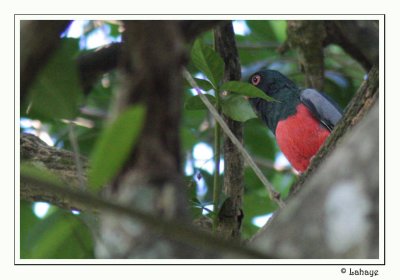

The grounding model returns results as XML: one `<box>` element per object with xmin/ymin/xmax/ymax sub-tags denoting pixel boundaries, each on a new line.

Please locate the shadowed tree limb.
<box><xmin>20</xmin><ymin>20</ymin><xmax>72</xmax><ymax>104</ymax></box>
<box><xmin>324</xmin><ymin>20</ymin><xmax>379</xmax><ymax>70</ymax></box>
<box><xmin>20</xmin><ymin>20</ymin><xmax>224</xmax><ymax>100</ymax></box>
<box><xmin>181</xmin><ymin>20</ymin><xmax>225</xmax><ymax>42</ymax></box>
<box><xmin>21</xmin><ymin>168</ymin><xmax>275</xmax><ymax>259</ymax></box>
<box><xmin>77</xmin><ymin>43</ymin><xmax>122</xmax><ymax>94</ymax></box>
<box><xmin>76</xmin><ymin>20</ymin><xmax>225</xmax><ymax>94</ymax></box>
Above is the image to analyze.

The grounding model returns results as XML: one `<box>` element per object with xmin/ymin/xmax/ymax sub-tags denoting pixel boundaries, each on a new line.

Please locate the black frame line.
<box><xmin>14</xmin><ymin>13</ymin><xmax>386</xmax><ymax>266</ymax></box>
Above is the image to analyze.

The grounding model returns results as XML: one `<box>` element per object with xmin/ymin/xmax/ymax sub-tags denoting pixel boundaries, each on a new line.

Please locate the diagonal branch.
<box><xmin>324</xmin><ymin>20</ymin><xmax>379</xmax><ymax>71</ymax></box>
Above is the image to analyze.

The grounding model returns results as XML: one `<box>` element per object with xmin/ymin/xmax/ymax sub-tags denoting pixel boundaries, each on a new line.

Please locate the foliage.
<box><xmin>24</xmin><ymin>38</ymin><xmax>83</xmax><ymax>120</ymax></box>
<box><xmin>88</xmin><ymin>105</ymin><xmax>146</xmax><ymax>191</ymax></box>
<box><xmin>20</xmin><ymin>201</ymin><xmax>94</xmax><ymax>259</ymax></box>
<box><xmin>20</xmin><ymin>20</ymin><xmax>365</xmax><ymax>256</ymax></box>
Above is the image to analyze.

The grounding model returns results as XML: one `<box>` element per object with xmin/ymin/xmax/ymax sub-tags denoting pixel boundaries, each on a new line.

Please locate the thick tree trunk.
<box><xmin>94</xmin><ymin>21</ymin><xmax>202</xmax><ymax>258</ymax></box>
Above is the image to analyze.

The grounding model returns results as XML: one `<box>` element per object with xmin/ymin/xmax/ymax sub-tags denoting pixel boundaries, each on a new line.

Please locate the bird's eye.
<box><xmin>251</xmin><ymin>75</ymin><xmax>261</xmax><ymax>86</ymax></box>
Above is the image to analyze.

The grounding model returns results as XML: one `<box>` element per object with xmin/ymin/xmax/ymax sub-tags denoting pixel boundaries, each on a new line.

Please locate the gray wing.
<box><xmin>300</xmin><ymin>89</ymin><xmax>343</xmax><ymax>131</ymax></box>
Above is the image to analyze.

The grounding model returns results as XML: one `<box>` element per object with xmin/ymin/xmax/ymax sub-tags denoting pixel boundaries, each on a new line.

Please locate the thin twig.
<box><xmin>183</xmin><ymin>68</ymin><xmax>285</xmax><ymax>208</ymax></box>
<box><xmin>212</xmin><ymin>29</ymin><xmax>223</xmax><ymax>230</ymax></box>
<box><xmin>252</xmin><ymin>156</ymin><xmax>296</xmax><ymax>174</ymax></box>
<box><xmin>68</xmin><ymin>123</ymin><xmax>86</xmax><ymax>190</ymax></box>
<box><xmin>212</xmin><ymin>95</ymin><xmax>222</xmax><ymax>231</ymax></box>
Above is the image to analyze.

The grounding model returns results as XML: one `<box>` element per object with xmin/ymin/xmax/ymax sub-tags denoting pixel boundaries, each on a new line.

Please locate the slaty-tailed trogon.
<box><xmin>248</xmin><ymin>69</ymin><xmax>343</xmax><ymax>172</ymax></box>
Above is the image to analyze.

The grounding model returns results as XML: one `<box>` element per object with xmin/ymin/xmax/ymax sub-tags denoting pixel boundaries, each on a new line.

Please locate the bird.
<box><xmin>248</xmin><ymin>69</ymin><xmax>343</xmax><ymax>172</ymax></box>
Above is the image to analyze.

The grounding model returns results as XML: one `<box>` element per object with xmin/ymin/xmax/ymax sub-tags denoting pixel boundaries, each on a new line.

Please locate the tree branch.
<box><xmin>77</xmin><ymin>43</ymin><xmax>122</xmax><ymax>94</ymax></box>
<box><xmin>214</xmin><ymin>22</ymin><xmax>245</xmax><ymax>239</ymax></box>
<box><xmin>95</xmin><ymin>21</ymin><xmax>198</xmax><ymax>259</ymax></box>
<box><xmin>180</xmin><ymin>20</ymin><xmax>226</xmax><ymax>42</ymax></box>
<box><xmin>75</xmin><ymin>21</ymin><xmax>224</xmax><ymax>95</ymax></box>
<box><xmin>287</xmin><ymin>20</ymin><xmax>326</xmax><ymax>91</ymax></box>
<box><xmin>324</xmin><ymin>20</ymin><xmax>379</xmax><ymax>70</ymax></box>
<box><xmin>20</xmin><ymin>133</ymin><xmax>89</xmax><ymax>211</ymax></box>
<box><xmin>291</xmin><ymin>65</ymin><xmax>379</xmax><ymax>194</ymax></box>
<box><xmin>283</xmin><ymin>20</ymin><xmax>378</xmax><ymax>92</ymax></box>
<box><xmin>21</xmin><ymin>171</ymin><xmax>275</xmax><ymax>259</ymax></box>
<box><xmin>20</xmin><ymin>133</ymin><xmax>277</xmax><ymax>258</ymax></box>
<box><xmin>250</xmin><ymin>101</ymin><xmax>379</xmax><ymax>258</ymax></box>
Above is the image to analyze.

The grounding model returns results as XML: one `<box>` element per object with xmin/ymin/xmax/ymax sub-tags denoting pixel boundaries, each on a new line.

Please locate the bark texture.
<box><xmin>287</xmin><ymin>20</ymin><xmax>326</xmax><ymax>91</ymax></box>
<box><xmin>284</xmin><ymin>20</ymin><xmax>378</xmax><ymax>91</ymax></box>
<box><xmin>20</xmin><ymin>133</ymin><xmax>89</xmax><ymax>211</ymax></box>
<box><xmin>214</xmin><ymin>23</ymin><xmax>244</xmax><ymax>240</ymax></box>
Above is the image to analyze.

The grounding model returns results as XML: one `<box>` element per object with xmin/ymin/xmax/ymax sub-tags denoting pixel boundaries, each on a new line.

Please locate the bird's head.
<box><xmin>248</xmin><ymin>69</ymin><xmax>298</xmax><ymax>98</ymax></box>
<box><xmin>247</xmin><ymin>69</ymin><xmax>301</xmax><ymax>133</ymax></box>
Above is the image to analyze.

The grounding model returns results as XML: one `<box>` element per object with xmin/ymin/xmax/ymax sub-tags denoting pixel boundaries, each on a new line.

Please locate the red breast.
<box><xmin>275</xmin><ymin>103</ymin><xmax>330</xmax><ymax>172</ymax></box>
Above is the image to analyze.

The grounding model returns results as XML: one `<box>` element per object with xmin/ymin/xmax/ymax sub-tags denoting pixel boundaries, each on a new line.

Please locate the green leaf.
<box><xmin>193</xmin><ymin>78</ymin><xmax>215</xmax><ymax>91</ymax></box>
<box><xmin>243</xmin><ymin>191</ymin><xmax>277</xmax><ymax>218</ymax></box>
<box><xmin>190</xmin><ymin>39</ymin><xmax>224</xmax><ymax>88</ymax></box>
<box><xmin>220</xmin><ymin>81</ymin><xmax>276</xmax><ymax>102</ymax></box>
<box><xmin>21</xmin><ymin>163</ymin><xmax>64</xmax><ymax>186</ymax></box>
<box><xmin>269</xmin><ymin>20</ymin><xmax>287</xmax><ymax>43</ymax></box>
<box><xmin>27</xmin><ymin>38</ymin><xmax>83</xmax><ymax>120</ymax></box>
<box><xmin>244</xmin><ymin>118</ymin><xmax>277</xmax><ymax>161</ymax></box>
<box><xmin>184</xmin><ymin>77</ymin><xmax>214</xmax><ymax>92</ymax></box>
<box><xmin>21</xmin><ymin>209</ymin><xmax>94</xmax><ymax>259</ymax></box>
<box><xmin>246</xmin><ymin>20</ymin><xmax>279</xmax><ymax>42</ymax></box>
<box><xmin>88</xmin><ymin>105</ymin><xmax>146</xmax><ymax>191</ymax></box>
<box><xmin>20</xmin><ymin>201</ymin><xmax>40</xmax><ymax>258</ymax></box>
<box><xmin>220</xmin><ymin>95</ymin><xmax>257</xmax><ymax>122</ymax></box>
<box><xmin>180</xmin><ymin>127</ymin><xmax>198</xmax><ymax>151</ymax></box>
<box><xmin>185</xmin><ymin>94</ymin><xmax>216</xmax><ymax>110</ymax></box>
<box><xmin>271</xmin><ymin>172</ymin><xmax>296</xmax><ymax>200</ymax></box>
